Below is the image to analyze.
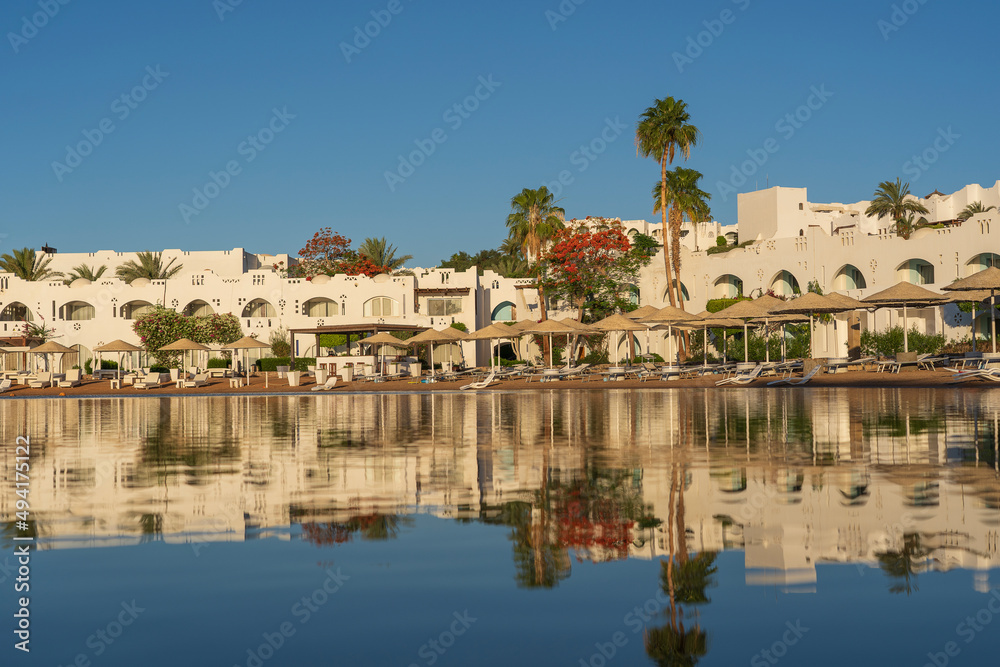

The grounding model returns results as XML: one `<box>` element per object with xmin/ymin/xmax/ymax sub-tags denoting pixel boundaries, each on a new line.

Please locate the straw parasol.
<box><xmin>30</xmin><ymin>340</ymin><xmax>74</xmax><ymax>375</ymax></box>
<box><xmin>362</xmin><ymin>332</ymin><xmax>406</xmax><ymax>374</ymax></box>
<box><xmin>590</xmin><ymin>313</ymin><xmax>648</xmax><ymax>365</ymax></box>
<box><xmin>468</xmin><ymin>323</ymin><xmax>522</xmax><ymax>371</ymax></box>
<box><xmin>751</xmin><ymin>294</ymin><xmax>790</xmax><ymax>363</ymax></box>
<box><xmin>772</xmin><ymin>292</ymin><xmax>851</xmax><ymax>358</ymax></box>
<box><xmin>711</xmin><ymin>299</ymin><xmax>772</xmax><ymax>362</ymax></box>
<box><xmin>435</xmin><ymin>326</ymin><xmax>471</xmax><ymax>368</ymax></box>
<box><xmin>861</xmin><ymin>281</ymin><xmax>947</xmax><ymax>353</ymax></box>
<box><xmin>405</xmin><ymin>328</ymin><xmax>459</xmax><ymax>378</ymax></box>
<box><xmin>158</xmin><ymin>338</ymin><xmax>209</xmax><ymax>373</ymax></box>
<box><xmin>94</xmin><ymin>339</ymin><xmax>143</xmax><ymax>379</ymax></box>
<box><xmin>640</xmin><ymin>305</ymin><xmax>697</xmax><ymax>366</ymax></box>
<box><xmin>523</xmin><ymin>319</ymin><xmax>579</xmax><ymax>367</ymax></box>
<box><xmin>627</xmin><ymin>305</ymin><xmax>660</xmax><ymax>320</ymax></box>
<box><xmin>224</xmin><ymin>336</ymin><xmax>270</xmax><ymax>386</ymax></box>
<box><xmin>943</xmin><ymin>266</ymin><xmax>1000</xmax><ymax>353</ymax></box>
<box><xmin>558</xmin><ymin>318</ymin><xmax>597</xmax><ymax>368</ymax></box>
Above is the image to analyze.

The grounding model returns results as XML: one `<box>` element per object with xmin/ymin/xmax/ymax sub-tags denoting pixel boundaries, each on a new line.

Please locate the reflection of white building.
<box><xmin>2</xmin><ymin>181</ymin><xmax>1000</xmax><ymax>364</ymax></box>
<box><xmin>2</xmin><ymin>391</ymin><xmax>997</xmax><ymax>591</ymax></box>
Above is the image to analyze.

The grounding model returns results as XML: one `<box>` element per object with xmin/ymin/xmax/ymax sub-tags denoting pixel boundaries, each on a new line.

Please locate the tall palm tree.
<box><xmin>957</xmin><ymin>200</ymin><xmax>996</xmax><ymax>222</ymax></box>
<box><xmin>506</xmin><ymin>186</ymin><xmax>565</xmax><ymax>325</ymax></box>
<box><xmin>115</xmin><ymin>251</ymin><xmax>183</xmax><ymax>284</ymax></box>
<box><xmin>62</xmin><ymin>263</ymin><xmax>108</xmax><ymax>285</ymax></box>
<box><xmin>652</xmin><ymin>168</ymin><xmax>711</xmax><ymax>313</ymax></box>
<box><xmin>0</xmin><ymin>247</ymin><xmax>62</xmax><ymax>281</ymax></box>
<box><xmin>636</xmin><ymin>97</ymin><xmax>700</xmax><ymax>307</ymax></box>
<box><xmin>358</xmin><ymin>237</ymin><xmax>412</xmax><ymax>272</ymax></box>
<box><xmin>864</xmin><ymin>178</ymin><xmax>929</xmax><ymax>239</ymax></box>
<box><xmin>505</xmin><ymin>186</ymin><xmax>564</xmax><ymax>262</ymax></box>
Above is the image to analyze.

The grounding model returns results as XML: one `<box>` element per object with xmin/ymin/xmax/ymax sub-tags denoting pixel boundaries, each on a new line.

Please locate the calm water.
<box><xmin>1</xmin><ymin>389</ymin><xmax>999</xmax><ymax>666</ymax></box>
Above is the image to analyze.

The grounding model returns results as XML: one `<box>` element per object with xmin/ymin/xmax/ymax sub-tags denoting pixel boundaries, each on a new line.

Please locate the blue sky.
<box><xmin>3</xmin><ymin>0</ymin><xmax>999</xmax><ymax>266</ymax></box>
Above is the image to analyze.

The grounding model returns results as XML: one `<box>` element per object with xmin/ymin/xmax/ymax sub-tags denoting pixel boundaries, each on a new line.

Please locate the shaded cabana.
<box><xmin>861</xmin><ymin>282</ymin><xmax>948</xmax><ymax>354</ymax></box>
<box><xmin>942</xmin><ymin>266</ymin><xmax>1000</xmax><ymax>353</ymax></box>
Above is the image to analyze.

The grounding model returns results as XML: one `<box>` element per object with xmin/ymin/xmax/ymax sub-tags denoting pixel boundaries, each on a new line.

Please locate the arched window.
<box><xmin>242</xmin><ymin>299</ymin><xmax>276</xmax><ymax>318</ymax></box>
<box><xmin>833</xmin><ymin>264</ymin><xmax>867</xmax><ymax>290</ymax></box>
<box><xmin>0</xmin><ymin>302</ymin><xmax>33</xmax><ymax>322</ymax></box>
<box><xmin>662</xmin><ymin>281</ymin><xmax>690</xmax><ymax>302</ymax></box>
<box><xmin>966</xmin><ymin>253</ymin><xmax>1000</xmax><ymax>275</ymax></box>
<box><xmin>364</xmin><ymin>297</ymin><xmax>399</xmax><ymax>317</ymax></box>
<box><xmin>303</xmin><ymin>298</ymin><xmax>339</xmax><ymax>317</ymax></box>
<box><xmin>896</xmin><ymin>259</ymin><xmax>934</xmax><ymax>285</ymax></box>
<box><xmin>491</xmin><ymin>301</ymin><xmax>515</xmax><ymax>321</ymax></box>
<box><xmin>628</xmin><ymin>284</ymin><xmax>640</xmax><ymax>306</ymax></box>
<box><xmin>769</xmin><ymin>271</ymin><xmax>801</xmax><ymax>296</ymax></box>
<box><xmin>60</xmin><ymin>301</ymin><xmax>95</xmax><ymax>321</ymax></box>
<box><xmin>122</xmin><ymin>301</ymin><xmax>155</xmax><ymax>320</ymax></box>
<box><xmin>183</xmin><ymin>300</ymin><xmax>215</xmax><ymax>317</ymax></box>
<box><xmin>713</xmin><ymin>275</ymin><xmax>743</xmax><ymax>299</ymax></box>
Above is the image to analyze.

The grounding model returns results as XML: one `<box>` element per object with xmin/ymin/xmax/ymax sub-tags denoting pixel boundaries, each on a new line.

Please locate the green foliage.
<box><xmin>207</xmin><ymin>358</ymin><xmax>230</xmax><ymax>369</ymax></box>
<box><xmin>149</xmin><ymin>365</ymin><xmax>170</xmax><ymax>373</ymax></box>
<box><xmin>115</xmin><ymin>251</ymin><xmax>183</xmax><ymax>283</ymax></box>
<box><xmin>318</xmin><ymin>333</ymin><xmax>363</xmax><ymax>349</ymax></box>
<box><xmin>705</xmin><ymin>297</ymin><xmax>749</xmax><ymax>313</ymax></box>
<box><xmin>807</xmin><ymin>279</ymin><xmax>824</xmax><ymax>295</ymax></box>
<box><xmin>100</xmin><ymin>360</ymin><xmax>119</xmax><ymax>370</ymax></box>
<box><xmin>581</xmin><ymin>348</ymin><xmax>610</xmax><ymax>365</ymax></box>
<box><xmin>720</xmin><ymin>324</ymin><xmax>811</xmax><ymax>362</ymax></box>
<box><xmin>706</xmin><ymin>239</ymin><xmax>751</xmax><ymax>255</ymax></box>
<box><xmin>84</xmin><ymin>358</ymin><xmax>92</xmax><ymax>375</ymax></box>
<box><xmin>450</xmin><ymin>322</ymin><xmax>468</xmax><ymax>332</ymax></box>
<box><xmin>0</xmin><ymin>247</ymin><xmax>62</xmax><ymax>281</ymax></box>
<box><xmin>259</xmin><ymin>357</ymin><xmax>316</xmax><ymax>372</ymax></box>
<box><xmin>132</xmin><ymin>305</ymin><xmax>243</xmax><ymax>365</ymax></box>
<box><xmin>629</xmin><ymin>353</ymin><xmax>664</xmax><ymax>364</ymax></box>
<box><xmin>716</xmin><ymin>235</ymin><xmax>727</xmax><ymax>247</ymax></box>
<box><xmin>269</xmin><ymin>327</ymin><xmax>291</xmax><ymax>358</ymax></box>
<box><xmin>860</xmin><ymin>326</ymin><xmax>945</xmax><ymax>357</ymax></box>
<box><xmin>630</xmin><ymin>232</ymin><xmax>661</xmax><ymax>259</ymax></box>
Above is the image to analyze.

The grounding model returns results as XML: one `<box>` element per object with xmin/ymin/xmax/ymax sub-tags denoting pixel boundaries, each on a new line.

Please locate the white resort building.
<box><xmin>1</xmin><ymin>181</ymin><xmax>999</xmax><ymax>367</ymax></box>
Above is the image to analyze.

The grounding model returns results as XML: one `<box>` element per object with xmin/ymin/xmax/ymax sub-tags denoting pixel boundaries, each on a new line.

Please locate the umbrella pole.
<box><xmin>809</xmin><ymin>314</ymin><xmax>814</xmax><ymax>359</ymax></box>
<box><xmin>668</xmin><ymin>326</ymin><xmax>674</xmax><ymax>366</ymax></box>
<box><xmin>703</xmin><ymin>325</ymin><xmax>708</xmax><ymax>369</ymax></box>
<box><xmin>903</xmin><ymin>302</ymin><xmax>908</xmax><ymax>354</ymax></box>
<box><xmin>993</xmin><ymin>290</ymin><xmax>997</xmax><ymax>354</ymax></box>
<box><xmin>765</xmin><ymin>318</ymin><xmax>770</xmax><ymax>364</ymax></box>
<box><xmin>781</xmin><ymin>323</ymin><xmax>787</xmax><ymax>362</ymax></box>
<box><xmin>743</xmin><ymin>321</ymin><xmax>749</xmax><ymax>362</ymax></box>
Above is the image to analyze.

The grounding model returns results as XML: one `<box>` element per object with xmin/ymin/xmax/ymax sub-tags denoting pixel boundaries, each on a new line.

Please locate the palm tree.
<box><xmin>358</xmin><ymin>237</ymin><xmax>412</xmax><ymax>272</ymax></box>
<box><xmin>506</xmin><ymin>186</ymin><xmax>565</xmax><ymax>327</ymax></box>
<box><xmin>865</xmin><ymin>179</ymin><xmax>929</xmax><ymax>239</ymax></box>
<box><xmin>62</xmin><ymin>263</ymin><xmax>108</xmax><ymax>285</ymax></box>
<box><xmin>957</xmin><ymin>201</ymin><xmax>996</xmax><ymax>222</ymax></box>
<box><xmin>636</xmin><ymin>97</ymin><xmax>700</xmax><ymax>307</ymax></box>
<box><xmin>0</xmin><ymin>247</ymin><xmax>62</xmax><ymax>281</ymax></box>
<box><xmin>652</xmin><ymin>168</ymin><xmax>711</xmax><ymax>312</ymax></box>
<box><xmin>114</xmin><ymin>251</ymin><xmax>183</xmax><ymax>284</ymax></box>
<box><xmin>505</xmin><ymin>186</ymin><xmax>564</xmax><ymax>262</ymax></box>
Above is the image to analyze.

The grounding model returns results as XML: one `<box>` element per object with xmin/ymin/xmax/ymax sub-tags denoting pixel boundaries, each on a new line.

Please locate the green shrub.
<box><xmin>716</xmin><ymin>235</ymin><xmax>727</xmax><ymax>247</ymax></box>
<box><xmin>100</xmin><ymin>360</ymin><xmax>119</xmax><ymax>370</ymax></box>
<box><xmin>318</xmin><ymin>334</ymin><xmax>361</xmax><ymax>348</ymax></box>
<box><xmin>860</xmin><ymin>326</ymin><xmax>944</xmax><ymax>357</ymax></box>
<box><xmin>581</xmin><ymin>348</ymin><xmax>610</xmax><ymax>365</ymax></box>
<box><xmin>450</xmin><ymin>322</ymin><xmax>468</xmax><ymax>332</ymax></box>
<box><xmin>259</xmin><ymin>357</ymin><xmax>316</xmax><ymax>372</ymax></box>
<box><xmin>269</xmin><ymin>327</ymin><xmax>291</xmax><ymax>358</ymax></box>
<box><xmin>150</xmin><ymin>365</ymin><xmax>170</xmax><ymax>373</ymax></box>
<box><xmin>207</xmin><ymin>358</ymin><xmax>230</xmax><ymax>369</ymax></box>
<box><xmin>84</xmin><ymin>359</ymin><xmax>92</xmax><ymax>375</ymax></box>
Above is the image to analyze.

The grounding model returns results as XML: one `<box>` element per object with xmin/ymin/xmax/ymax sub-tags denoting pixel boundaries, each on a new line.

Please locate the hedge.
<box><xmin>259</xmin><ymin>357</ymin><xmax>316</xmax><ymax>372</ymax></box>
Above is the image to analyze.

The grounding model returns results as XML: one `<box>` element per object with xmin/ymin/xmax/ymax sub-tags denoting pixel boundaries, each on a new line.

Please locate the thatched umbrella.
<box><xmin>943</xmin><ymin>266</ymin><xmax>1000</xmax><ymax>353</ymax></box>
<box><xmin>224</xmin><ymin>336</ymin><xmax>270</xmax><ymax>386</ymax></box>
<box><xmin>158</xmin><ymin>338</ymin><xmax>209</xmax><ymax>374</ymax></box>
<box><xmin>94</xmin><ymin>339</ymin><xmax>143</xmax><ymax>379</ymax></box>
<box><xmin>712</xmin><ymin>300</ymin><xmax>772</xmax><ymax>362</ymax></box>
<box><xmin>30</xmin><ymin>340</ymin><xmax>74</xmax><ymax>376</ymax></box>
<box><xmin>751</xmin><ymin>312</ymin><xmax>809</xmax><ymax>361</ymax></box>
<box><xmin>772</xmin><ymin>292</ymin><xmax>851</xmax><ymax>358</ymax></box>
<box><xmin>362</xmin><ymin>332</ymin><xmax>406</xmax><ymax>374</ymax></box>
<box><xmin>557</xmin><ymin>318</ymin><xmax>598</xmax><ymax>368</ymax></box>
<box><xmin>675</xmin><ymin>311</ymin><xmax>738</xmax><ymax>367</ymax></box>
<box><xmin>752</xmin><ymin>295</ymin><xmax>790</xmax><ymax>363</ymax></box>
<box><xmin>861</xmin><ymin>282</ymin><xmax>947</xmax><ymax>353</ymax></box>
<box><xmin>640</xmin><ymin>305</ymin><xmax>698</xmax><ymax>366</ymax></box>
<box><xmin>468</xmin><ymin>323</ymin><xmax>522</xmax><ymax>371</ymax></box>
<box><xmin>590</xmin><ymin>313</ymin><xmax>648</xmax><ymax>365</ymax></box>
<box><xmin>524</xmin><ymin>319</ymin><xmax>579</xmax><ymax>368</ymax></box>
<box><xmin>627</xmin><ymin>305</ymin><xmax>660</xmax><ymax>320</ymax></box>
<box><xmin>405</xmin><ymin>328</ymin><xmax>458</xmax><ymax>378</ymax></box>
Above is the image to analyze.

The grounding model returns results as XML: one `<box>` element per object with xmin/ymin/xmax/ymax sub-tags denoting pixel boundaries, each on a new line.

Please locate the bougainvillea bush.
<box><xmin>132</xmin><ymin>305</ymin><xmax>243</xmax><ymax>366</ymax></box>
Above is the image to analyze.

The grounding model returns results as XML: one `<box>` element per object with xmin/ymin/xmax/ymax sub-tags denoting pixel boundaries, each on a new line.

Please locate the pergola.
<box><xmin>289</xmin><ymin>324</ymin><xmax>427</xmax><ymax>367</ymax></box>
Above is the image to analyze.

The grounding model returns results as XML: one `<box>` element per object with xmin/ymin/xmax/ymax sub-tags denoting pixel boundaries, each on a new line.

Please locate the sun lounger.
<box><xmin>28</xmin><ymin>373</ymin><xmax>52</xmax><ymax>389</ymax></box>
<box><xmin>311</xmin><ymin>376</ymin><xmax>341</xmax><ymax>391</ymax></box>
<box><xmin>767</xmin><ymin>364</ymin><xmax>824</xmax><ymax>386</ymax></box>
<box><xmin>133</xmin><ymin>374</ymin><xmax>161</xmax><ymax>389</ymax></box>
<box><xmin>715</xmin><ymin>364</ymin><xmax>763</xmax><ymax>386</ymax></box>
<box><xmin>58</xmin><ymin>369</ymin><xmax>82</xmax><ymax>388</ymax></box>
<box><xmin>0</xmin><ymin>379</ymin><xmax>12</xmax><ymax>393</ymax></box>
<box><xmin>182</xmin><ymin>373</ymin><xmax>209</xmax><ymax>388</ymax></box>
<box><xmin>460</xmin><ymin>371</ymin><xmax>499</xmax><ymax>390</ymax></box>
<box><xmin>946</xmin><ymin>368</ymin><xmax>1000</xmax><ymax>384</ymax></box>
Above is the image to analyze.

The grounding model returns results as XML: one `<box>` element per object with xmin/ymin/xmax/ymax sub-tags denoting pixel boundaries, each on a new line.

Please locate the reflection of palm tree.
<box><xmin>646</xmin><ymin>464</ymin><xmax>715</xmax><ymax>666</ymax></box>
<box><xmin>875</xmin><ymin>532</ymin><xmax>930</xmax><ymax>595</ymax></box>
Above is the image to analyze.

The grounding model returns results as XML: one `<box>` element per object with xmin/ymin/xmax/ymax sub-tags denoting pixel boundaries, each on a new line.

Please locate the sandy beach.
<box><xmin>0</xmin><ymin>368</ymin><xmax>990</xmax><ymax>398</ymax></box>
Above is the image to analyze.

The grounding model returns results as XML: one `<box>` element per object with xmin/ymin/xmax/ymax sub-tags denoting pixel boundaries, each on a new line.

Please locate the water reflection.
<box><xmin>1</xmin><ymin>389</ymin><xmax>999</xmax><ymax>592</ymax></box>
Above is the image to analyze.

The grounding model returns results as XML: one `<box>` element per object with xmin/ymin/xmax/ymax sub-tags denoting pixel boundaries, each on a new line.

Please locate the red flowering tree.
<box><xmin>539</xmin><ymin>218</ymin><xmax>651</xmax><ymax>321</ymax></box>
<box><xmin>292</xmin><ymin>228</ymin><xmax>390</xmax><ymax>278</ymax></box>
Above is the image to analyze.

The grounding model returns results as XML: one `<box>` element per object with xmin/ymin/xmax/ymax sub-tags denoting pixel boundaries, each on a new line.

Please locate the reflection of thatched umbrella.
<box><xmin>943</xmin><ymin>267</ymin><xmax>1000</xmax><ymax>353</ymax></box>
<box><xmin>94</xmin><ymin>339</ymin><xmax>143</xmax><ymax>379</ymax></box>
<box><xmin>640</xmin><ymin>305</ymin><xmax>697</xmax><ymax>365</ymax></box>
<box><xmin>224</xmin><ymin>336</ymin><xmax>270</xmax><ymax>386</ymax></box>
<box><xmin>158</xmin><ymin>338</ymin><xmax>209</xmax><ymax>373</ymax></box>
<box><xmin>524</xmin><ymin>319</ymin><xmax>579</xmax><ymax>368</ymax></box>
<box><xmin>773</xmin><ymin>292</ymin><xmax>849</xmax><ymax>358</ymax></box>
<box><xmin>861</xmin><ymin>282</ymin><xmax>947</xmax><ymax>354</ymax></box>
<box><xmin>31</xmin><ymin>340</ymin><xmax>74</xmax><ymax>375</ymax></box>
<box><xmin>591</xmin><ymin>313</ymin><xmax>648</xmax><ymax>365</ymax></box>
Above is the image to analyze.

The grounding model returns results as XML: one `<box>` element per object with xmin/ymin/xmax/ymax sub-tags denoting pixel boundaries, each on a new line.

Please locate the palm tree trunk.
<box><xmin>661</xmin><ymin>158</ymin><xmax>676</xmax><ymax>308</ymax></box>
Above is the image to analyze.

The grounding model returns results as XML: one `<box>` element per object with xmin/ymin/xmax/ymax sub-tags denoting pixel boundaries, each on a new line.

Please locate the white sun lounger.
<box><xmin>767</xmin><ymin>364</ymin><xmax>824</xmax><ymax>386</ymax></box>
<box><xmin>716</xmin><ymin>364</ymin><xmax>763</xmax><ymax>386</ymax></box>
<box><xmin>460</xmin><ymin>372</ymin><xmax>499</xmax><ymax>390</ymax></box>
<box><xmin>311</xmin><ymin>376</ymin><xmax>341</xmax><ymax>391</ymax></box>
